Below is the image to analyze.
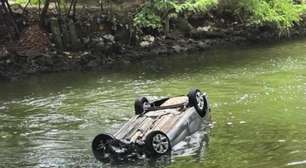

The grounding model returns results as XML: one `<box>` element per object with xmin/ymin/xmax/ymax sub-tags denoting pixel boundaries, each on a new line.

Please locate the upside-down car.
<box><xmin>92</xmin><ymin>89</ymin><xmax>210</xmax><ymax>162</ymax></box>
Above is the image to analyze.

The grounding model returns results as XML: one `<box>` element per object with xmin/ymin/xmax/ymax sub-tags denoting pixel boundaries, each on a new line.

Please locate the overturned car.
<box><xmin>92</xmin><ymin>89</ymin><xmax>210</xmax><ymax>162</ymax></box>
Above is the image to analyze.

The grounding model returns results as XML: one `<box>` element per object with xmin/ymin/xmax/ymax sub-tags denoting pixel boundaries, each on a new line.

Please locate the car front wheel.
<box><xmin>145</xmin><ymin>131</ymin><xmax>171</xmax><ymax>156</ymax></box>
<box><xmin>92</xmin><ymin>134</ymin><xmax>114</xmax><ymax>162</ymax></box>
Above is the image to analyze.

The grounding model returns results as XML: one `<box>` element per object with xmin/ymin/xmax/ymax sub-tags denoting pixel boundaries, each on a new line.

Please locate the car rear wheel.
<box><xmin>145</xmin><ymin>131</ymin><xmax>171</xmax><ymax>156</ymax></box>
<box><xmin>134</xmin><ymin>97</ymin><xmax>150</xmax><ymax>115</ymax></box>
<box><xmin>188</xmin><ymin>89</ymin><xmax>208</xmax><ymax>117</ymax></box>
<box><xmin>92</xmin><ymin>134</ymin><xmax>114</xmax><ymax>162</ymax></box>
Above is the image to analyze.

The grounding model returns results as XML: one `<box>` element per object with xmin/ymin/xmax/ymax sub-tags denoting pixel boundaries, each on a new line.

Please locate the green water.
<box><xmin>1</xmin><ymin>39</ymin><xmax>306</xmax><ymax>168</ymax></box>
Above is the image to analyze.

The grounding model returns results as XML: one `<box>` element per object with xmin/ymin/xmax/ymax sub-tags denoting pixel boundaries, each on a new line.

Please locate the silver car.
<box><xmin>92</xmin><ymin>89</ymin><xmax>210</xmax><ymax>162</ymax></box>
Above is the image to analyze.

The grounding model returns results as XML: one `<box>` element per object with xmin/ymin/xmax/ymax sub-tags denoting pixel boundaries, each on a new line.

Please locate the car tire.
<box><xmin>188</xmin><ymin>89</ymin><xmax>208</xmax><ymax>117</ymax></box>
<box><xmin>134</xmin><ymin>97</ymin><xmax>150</xmax><ymax>115</ymax></box>
<box><xmin>92</xmin><ymin>134</ymin><xmax>115</xmax><ymax>162</ymax></box>
<box><xmin>145</xmin><ymin>131</ymin><xmax>171</xmax><ymax>156</ymax></box>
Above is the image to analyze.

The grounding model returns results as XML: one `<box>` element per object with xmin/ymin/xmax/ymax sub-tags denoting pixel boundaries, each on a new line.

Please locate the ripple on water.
<box><xmin>2</xmin><ymin>40</ymin><xmax>306</xmax><ymax>167</ymax></box>
<box><xmin>287</xmin><ymin>160</ymin><xmax>306</xmax><ymax>166</ymax></box>
<box><xmin>0</xmin><ymin>106</ymin><xmax>7</xmax><ymax>111</ymax></box>
<box><xmin>25</xmin><ymin>113</ymin><xmax>83</xmax><ymax>130</ymax></box>
<box><xmin>25</xmin><ymin>94</ymin><xmax>66</xmax><ymax>108</ymax></box>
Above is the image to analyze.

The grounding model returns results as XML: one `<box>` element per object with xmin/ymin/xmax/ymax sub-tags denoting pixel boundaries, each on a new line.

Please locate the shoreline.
<box><xmin>1</xmin><ymin>31</ymin><xmax>306</xmax><ymax>81</ymax></box>
<box><xmin>1</xmin><ymin>7</ymin><xmax>306</xmax><ymax>80</ymax></box>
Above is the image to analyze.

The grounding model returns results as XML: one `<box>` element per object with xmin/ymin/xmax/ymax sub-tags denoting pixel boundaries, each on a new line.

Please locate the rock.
<box><xmin>90</xmin><ymin>37</ymin><xmax>105</xmax><ymax>48</ymax></box>
<box><xmin>16</xmin><ymin>49</ymin><xmax>42</xmax><ymax>58</ymax></box>
<box><xmin>96</xmin><ymin>41</ymin><xmax>105</xmax><ymax>48</ymax></box>
<box><xmin>172</xmin><ymin>45</ymin><xmax>185</xmax><ymax>53</ymax></box>
<box><xmin>63</xmin><ymin>51</ymin><xmax>71</xmax><ymax>55</ymax></box>
<box><xmin>140</xmin><ymin>41</ymin><xmax>151</xmax><ymax>48</ymax></box>
<box><xmin>81</xmin><ymin>51</ymin><xmax>90</xmax><ymax>56</ymax></box>
<box><xmin>87</xmin><ymin>60</ymin><xmax>98</xmax><ymax>68</ymax></box>
<box><xmin>197</xmin><ymin>41</ymin><xmax>208</xmax><ymax>49</ymax></box>
<box><xmin>103</xmin><ymin>34</ymin><xmax>115</xmax><ymax>43</ymax></box>
<box><xmin>191</xmin><ymin>29</ymin><xmax>226</xmax><ymax>39</ymax></box>
<box><xmin>92</xmin><ymin>37</ymin><xmax>103</xmax><ymax>43</ymax></box>
<box><xmin>0</xmin><ymin>47</ymin><xmax>8</xmax><ymax>59</ymax></box>
<box><xmin>197</xmin><ymin>26</ymin><xmax>211</xmax><ymax>32</ymax></box>
<box><xmin>82</xmin><ymin>37</ymin><xmax>90</xmax><ymax>45</ymax></box>
<box><xmin>173</xmin><ymin>17</ymin><xmax>193</xmax><ymax>34</ymax></box>
<box><xmin>143</xmin><ymin>35</ymin><xmax>155</xmax><ymax>43</ymax></box>
<box><xmin>140</xmin><ymin>35</ymin><xmax>155</xmax><ymax>48</ymax></box>
<box><xmin>115</xmin><ymin>27</ymin><xmax>132</xmax><ymax>44</ymax></box>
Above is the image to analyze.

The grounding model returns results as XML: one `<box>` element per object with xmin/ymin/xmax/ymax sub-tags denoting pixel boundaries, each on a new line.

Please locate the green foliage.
<box><xmin>176</xmin><ymin>0</ymin><xmax>218</xmax><ymax>13</ymax></box>
<box><xmin>134</xmin><ymin>7</ymin><xmax>162</xmax><ymax>29</ymax></box>
<box><xmin>133</xmin><ymin>0</ymin><xmax>217</xmax><ymax>30</ymax></box>
<box><xmin>220</xmin><ymin>0</ymin><xmax>306</xmax><ymax>29</ymax></box>
<box><xmin>15</xmin><ymin>0</ymin><xmax>44</xmax><ymax>5</ymax></box>
<box><xmin>134</xmin><ymin>0</ymin><xmax>306</xmax><ymax>31</ymax></box>
<box><xmin>240</xmin><ymin>0</ymin><xmax>303</xmax><ymax>29</ymax></box>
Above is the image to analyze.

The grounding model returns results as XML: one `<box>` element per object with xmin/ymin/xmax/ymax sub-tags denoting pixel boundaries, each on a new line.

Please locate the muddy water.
<box><xmin>1</xmin><ymin>39</ymin><xmax>306</xmax><ymax>168</ymax></box>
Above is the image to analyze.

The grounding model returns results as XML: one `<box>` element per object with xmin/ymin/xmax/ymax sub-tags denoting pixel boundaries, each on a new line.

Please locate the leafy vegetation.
<box><xmin>134</xmin><ymin>0</ymin><xmax>306</xmax><ymax>33</ymax></box>
<box><xmin>15</xmin><ymin>0</ymin><xmax>43</xmax><ymax>5</ymax></box>
<box><xmin>133</xmin><ymin>0</ymin><xmax>217</xmax><ymax>33</ymax></box>
<box><xmin>224</xmin><ymin>0</ymin><xmax>305</xmax><ymax>29</ymax></box>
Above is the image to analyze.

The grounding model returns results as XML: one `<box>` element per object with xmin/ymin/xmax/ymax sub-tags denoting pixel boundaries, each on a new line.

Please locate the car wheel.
<box><xmin>134</xmin><ymin>97</ymin><xmax>150</xmax><ymax>115</ymax></box>
<box><xmin>188</xmin><ymin>89</ymin><xmax>208</xmax><ymax>117</ymax></box>
<box><xmin>145</xmin><ymin>131</ymin><xmax>171</xmax><ymax>156</ymax></box>
<box><xmin>92</xmin><ymin>134</ymin><xmax>114</xmax><ymax>162</ymax></box>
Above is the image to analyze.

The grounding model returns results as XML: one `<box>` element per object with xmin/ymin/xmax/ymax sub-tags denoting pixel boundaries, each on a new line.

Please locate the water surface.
<box><xmin>1</xmin><ymin>40</ymin><xmax>306</xmax><ymax>168</ymax></box>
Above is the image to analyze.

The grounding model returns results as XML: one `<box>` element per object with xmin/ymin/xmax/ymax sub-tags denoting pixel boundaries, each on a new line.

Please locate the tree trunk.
<box><xmin>40</xmin><ymin>0</ymin><xmax>50</xmax><ymax>27</ymax></box>
<box><xmin>68</xmin><ymin>19</ymin><xmax>81</xmax><ymax>50</ymax></box>
<box><xmin>50</xmin><ymin>17</ymin><xmax>64</xmax><ymax>51</ymax></box>
<box><xmin>0</xmin><ymin>0</ymin><xmax>20</xmax><ymax>39</ymax></box>
<box><xmin>163</xmin><ymin>12</ymin><xmax>170</xmax><ymax>36</ymax></box>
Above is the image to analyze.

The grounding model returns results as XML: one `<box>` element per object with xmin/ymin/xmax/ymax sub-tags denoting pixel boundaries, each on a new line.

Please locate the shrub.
<box><xmin>15</xmin><ymin>0</ymin><xmax>44</xmax><ymax>5</ymax></box>
<box><xmin>133</xmin><ymin>0</ymin><xmax>217</xmax><ymax>32</ymax></box>
<box><xmin>220</xmin><ymin>0</ymin><xmax>305</xmax><ymax>29</ymax></box>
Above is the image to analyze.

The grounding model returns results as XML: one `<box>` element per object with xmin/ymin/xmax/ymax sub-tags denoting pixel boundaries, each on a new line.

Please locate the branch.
<box><xmin>23</xmin><ymin>0</ymin><xmax>31</xmax><ymax>12</ymax></box>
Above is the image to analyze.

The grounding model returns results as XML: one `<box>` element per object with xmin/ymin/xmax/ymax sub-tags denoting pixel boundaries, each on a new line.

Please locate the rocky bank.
<box><xmin>1</xmin><ymin>6</ymin><xmax>306</xmax><ymax>80</ymax></box>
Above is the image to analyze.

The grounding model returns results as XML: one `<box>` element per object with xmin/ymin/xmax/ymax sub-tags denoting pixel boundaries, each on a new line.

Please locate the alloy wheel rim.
<box><xmin>196</xmin><ymin>91</ymin><xmax>204</xmax><ymax>110</ymax></box>
<box><xmin>152</xmin><ymin>133</ymin><xmax>169</xmax><ymax>154</ymax></box>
